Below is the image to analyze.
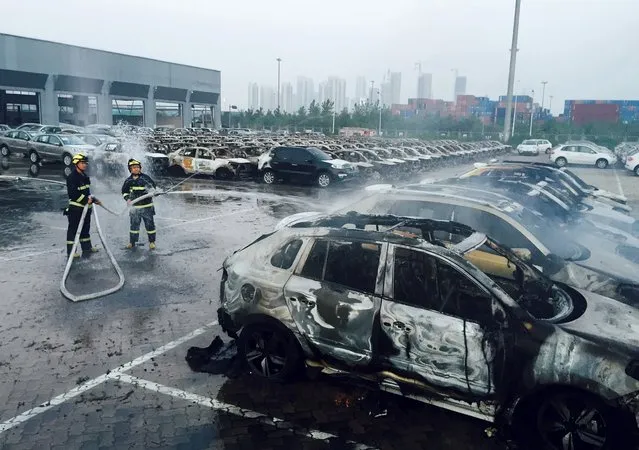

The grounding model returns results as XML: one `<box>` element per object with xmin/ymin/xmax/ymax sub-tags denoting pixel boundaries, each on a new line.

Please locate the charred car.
<box><xmin>93</xmin><ymin>142</ymin><xmax>169</xmax><ymax>176</ymax></box>
<box><xmin>168</xmin><ymin>146</ymin><xmax>252</xmax><ymax>179</ymax></box>
<box><xmin>220</xmin><ymin>213</ymin><xmax>639</xmax><ymax>449</ymax></box>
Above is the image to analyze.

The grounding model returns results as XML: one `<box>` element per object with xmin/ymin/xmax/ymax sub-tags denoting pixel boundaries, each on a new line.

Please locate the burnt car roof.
<box><xmin>288</xmin><ymin>213</ymin><xmax>486</xmax><ymax>253</ymax></box>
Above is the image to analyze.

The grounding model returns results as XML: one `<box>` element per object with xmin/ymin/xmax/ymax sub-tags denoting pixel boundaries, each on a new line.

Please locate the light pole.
<box><xmin>377</xmin><ymin>89</ymin><xmax>382</xmax><ymax>136</ymax></box>
<box><xmin>503</xmin><ymin>0</ymin><xmax>522</xmax><ymax>142</ymax></box>
<box><xmin>529</xmin><ymin>89</ymin><xmax>535</xmax><ymax>136</ymax></box>
<box><xmin>540</xmin><ymin>81</ymin><xmax>548</xmax><ymax>116</ymax></box>
<box><xmin>512</xmin><ymin>80</ymin><xmax>520</xmax><ymax>137</ymax></box>
<box><xmin>276</xmin><ymin>58</ymin><xmax>282</xmax><ymax>111</ymax></box>
<box><xmin>332</xmin><ymin>107</ymin><xmax>336</xmax><ymax>134</ymax></box>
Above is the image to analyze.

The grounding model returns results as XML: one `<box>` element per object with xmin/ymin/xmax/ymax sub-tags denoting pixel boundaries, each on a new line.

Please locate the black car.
<box><xmin>257</xmin><ymin>146</ymin><xmax>356</xmax><ymax>188</ymax></box>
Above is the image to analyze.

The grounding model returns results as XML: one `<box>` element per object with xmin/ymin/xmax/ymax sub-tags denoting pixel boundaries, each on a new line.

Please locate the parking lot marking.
<box><xmin>0</xmin><ymin>320</ymin><xmax>218</xmax><ymax>435</ymax></box>
<box><xmin>613</xmin><ymin>168</ymin><xmax>625</xmax><ymax>196</ymax></box>
<box><xmin>0</xmin><ymin>373</ymin><xmax>111</xmax><ymax>433</ymax></box>
<box><xmin>0</xmin><ymin>248</ymin><xmax>60</xmax><ymax>262</ymax></box>
<box><xmin>113</xmin><ymin>374</ymin><xmax>374</xmax><ymax>449</ymax></box>
<box><xmin>162</xmin><ymin>207</ymin><xmax>257</xmax><ymax>230</ymax></box>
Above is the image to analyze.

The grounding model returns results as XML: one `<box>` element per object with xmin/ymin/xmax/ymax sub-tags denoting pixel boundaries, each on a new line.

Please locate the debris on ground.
<box><xmin>185</xmin><ymin>335</ymin><xmax>243</xmax><ymax>378</ymax></box>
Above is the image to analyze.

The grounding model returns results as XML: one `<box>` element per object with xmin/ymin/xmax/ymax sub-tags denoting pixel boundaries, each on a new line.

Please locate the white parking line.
<box><xmin>0</xmin><ymin>320</ymin><xmax>218</xmax><ymax>435</ymax></box>
<box><xmin>162</xmin><ymin>207</ymin><xmax>257</xmax><ymax>230</ymax></box>
<box><xmin>613</xmin><ymin>168</ymin><xmax>625</xmax><ymax>197</ymax></box>
<box><xmin>113</xmin><ymin>374</ymin><xmax>373</xmax><ymax>449</ymax></box>
<box><xmin>0</xmin><ymin>248</ymin><xmax>60</xmax><ymax>262</ymax></box>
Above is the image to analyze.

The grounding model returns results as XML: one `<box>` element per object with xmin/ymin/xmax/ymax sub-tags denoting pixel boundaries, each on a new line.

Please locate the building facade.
<box><xmin>281</xmin><ymin>82</ymin><xmax>294</xmax><ymax>113</ymax></box>
<box><xmin>454</xmin><ymin>76</ymin><xmax>467</xmax><ymax>99</ymax></box>
<box><xmin>417</xmin><ymin>73</ymin><xmax>432</xmax><ymax>99</ymax></box>
<box><xmin>248</xmin><ymin>83</ymin><xmax>259</xmax><ymax>110</ymax></box>
<box><xmin>0</xmin><ymin>33</ymin><xmax>221</xmax><ymax>128</ymax></box>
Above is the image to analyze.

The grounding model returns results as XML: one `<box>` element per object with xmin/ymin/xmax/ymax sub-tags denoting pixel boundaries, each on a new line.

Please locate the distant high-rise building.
<box><xmin>317</xmin><ymin>82</ymin><xmax>327</xmax><ymax>105</ymax></box>
<box><xmin>325</xmin><ymin>77</ymin><xmax>347</xmax><ymax>111</ymax></box>
<box><xmin>281</xmin><ymin>82</ymin><xmax>294</xmax><ymax>113</ymax></box>
<box><xmin>417</xmin><ymin>73</ymin><xmax>432</xmax><ymax>99</ymax></box>
<box><xmin>389</xmin><ymin>72</ymin><xmax>402</xmax><ymax>105</ymax></box>
<box><xmin>355</xmin><ymin>76</ymin><xmax>367</xmax><ymax>103</ymax></box>
<box><xmin>248</xmin><ymin>83</ymin><xmax>259</xmax><ymax>110</ymax></box>
<box><xmin>260</xmin><ymin>85</ymin><xmax>276</xmax><ymax>111</ymax></box>
<box><xmin>296</xmin><ymin>76</ymin><xmax>315</xmax><ymax>109</ymax></box>
<box><xmin>455</xmin><ymin>76</ymin><xmax>467</xmax><ymax>100</ymax></box>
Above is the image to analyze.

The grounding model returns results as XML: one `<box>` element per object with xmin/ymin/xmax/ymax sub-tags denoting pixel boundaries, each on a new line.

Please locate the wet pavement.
<box><xmin>0</xmin><ymin>153</ymin><xmax>635</xmax><ymax>449</ymax></box>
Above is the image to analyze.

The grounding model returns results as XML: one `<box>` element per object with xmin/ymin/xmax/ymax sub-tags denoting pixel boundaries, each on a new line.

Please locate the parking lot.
<box><xmin>0</xmin><ymin>153</ymin><xmax>636</xmax><ymax>450</ymax></box>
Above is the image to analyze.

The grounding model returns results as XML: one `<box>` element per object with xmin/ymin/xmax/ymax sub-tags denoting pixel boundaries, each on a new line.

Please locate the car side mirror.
<box><xmin>542</xmin><ymin>253</ymin><xmax>564</xmax><ymax>276</ymax></box>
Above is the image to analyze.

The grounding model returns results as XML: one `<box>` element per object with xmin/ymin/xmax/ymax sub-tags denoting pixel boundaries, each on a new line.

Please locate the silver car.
<box><xmin>26</xmin><ymin>134</ymin><xmax>96</xmax><ymax>165</ymax></box>
<box><xmin>0</xmin><ymin>130</ymin><xmax>34</xmax><ymax>157</ymax></box>
<box><xmin>219</xmin><ymin>213</ymin><xmax>639</xmax><ymax>449</ymax></box>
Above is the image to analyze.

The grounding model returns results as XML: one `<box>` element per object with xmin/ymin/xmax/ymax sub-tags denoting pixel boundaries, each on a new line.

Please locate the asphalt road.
<box><xmin>0</xmin><ymin>152</ymin><xmax>635</xmax><ymax>450</ymax></box>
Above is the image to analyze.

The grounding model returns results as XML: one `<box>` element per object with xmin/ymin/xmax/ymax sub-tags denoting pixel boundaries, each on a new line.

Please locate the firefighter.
<box><xmin>65</xmin><ymin>153</ymin><xmax>101</xmax><ymax>258</ymax></box>
<box><xmin>122</xmin><ymin>158</ymin><xmax>157</xmax><ymax>250</ymax></box>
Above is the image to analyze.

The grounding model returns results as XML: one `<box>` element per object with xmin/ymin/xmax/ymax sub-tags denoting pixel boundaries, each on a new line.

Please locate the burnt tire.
<box><xmin>262</xmin><ymin>169</ymin><xmax>276</xmax><ymax>185</ymax></box>
<box><xmin>555</xmin><ymin>157</ymin><xmax>567</xmax><ymax>167</ymax></box>
<box><xmin>596</xmin><ymin>159</ymin><xmax>609</xmax><ymax>169</ymax></box>
<box><xmin>215</xmin><ymin>167</ymin><xmax>234</xmax><ymax>180</ymax></box>
<box><xmin>635</xmin><ymin>166</ymin><xmax>639</xmax><ymax>177</ymax></box>
<box><xmin>0</xmin><ymin>145</ymin><xmax>9</xmax><ymax>157</ymax></box>
<box><xmin>516</xmin><ymin>390</ymin><xmax>634</xmax><ymax>450</ymax></box>
<box><xmin>63</xmin><ymin>153</ymin><xmax>73</xmax><ymax>167</ymax></box>
<box><xmin>238</xmin><ymin>322</ymin><xmax>301</xmax><ymax>382</ymax></box>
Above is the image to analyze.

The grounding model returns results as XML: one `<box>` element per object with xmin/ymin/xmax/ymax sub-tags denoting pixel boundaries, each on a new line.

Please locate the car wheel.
<box><xmin>635</xmin><ymin>166</ymin><xmax>639</xmax><ymax>177</ymax></box>
<box><xmin>215</xmin><ymin>167</ymin><xmax>234</xmax><ymax>180</ymax></box>
<box><xmin>555</xmin><ymin>157</ymin><xmax>567</xmax><ymax>167</ymax></box>
<box><xmin>317</xmin><ymin>171</ymin><xmax>332</xmax><ymax>188</ymax></box>
<box><xmin>532</xmin><ymin>391</ymin><xmax>631</xmax><ymax>450</ymax></box>
<box><xmin>63</xmin><ymin>153</ymin><xmax>73</xmax><ymax>167</ymax></box>
<box><xmin>596</xmin><ymin>158</ymin><xmax>609</xmax><ymax>169</ymax></box>
<box><xmin>0</xmin><ymin>145</ymin><xmax>9</xmax><ymax>157</ymax></box>
<box><xmin>262</xmin><ymin>169</ymin><xmax>275</xmax><ymax>184</ymax></box>
<box><xmin>29</xmin><ymin>150</ymin><xmax>40</xmax><ymax>163</ymax></box>
<box><xmin>238</xmin><ymin>322</ymin><xmax>301</xmax><ymax>382</ymax></box>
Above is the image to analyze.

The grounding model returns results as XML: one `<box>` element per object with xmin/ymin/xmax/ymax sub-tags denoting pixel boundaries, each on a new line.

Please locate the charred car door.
<box><xmin>284</xmin><ymin>238</ymin><xmax>386</xmax><ymax>366</ymax></box>
<box><xmin>195</xmin><ymin>148</ymin><xmax>215</xmax><ymax>174</ymax></box>
<box><xmin>383</xmin><ymin>244</ymin><xmax>500</xmax><ymax>397</ymax></box>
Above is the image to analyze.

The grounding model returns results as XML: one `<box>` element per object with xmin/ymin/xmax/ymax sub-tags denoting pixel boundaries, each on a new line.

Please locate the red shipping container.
<box><xmin>571</xmin><ymin>104</ymin><xmax>619</xmax><ymax>124</ymax></box>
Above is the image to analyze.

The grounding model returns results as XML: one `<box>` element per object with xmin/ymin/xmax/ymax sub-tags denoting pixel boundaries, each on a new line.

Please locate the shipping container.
<box><xmin>571</xmin><ymin>103</ymin><xmax>619</xmax><ymax>124</ymax></box>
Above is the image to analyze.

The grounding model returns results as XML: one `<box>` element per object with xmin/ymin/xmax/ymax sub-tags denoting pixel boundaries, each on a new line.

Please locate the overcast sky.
<box><xmin>2</xmin><ymin>0</ymin><xmax>638</xmax><ymax>113</ymax></box>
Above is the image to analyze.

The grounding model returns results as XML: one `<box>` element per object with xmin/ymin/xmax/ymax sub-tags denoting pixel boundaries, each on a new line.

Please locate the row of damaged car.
<box><xmin>217</xmin><ymin>159</ymin><xmax>639</xmax><ymax>449</ymax></box>
<box><xmin>165</xmin><ymin>139</ymin><xmax>509</xmax><ymax>187</ymax></box>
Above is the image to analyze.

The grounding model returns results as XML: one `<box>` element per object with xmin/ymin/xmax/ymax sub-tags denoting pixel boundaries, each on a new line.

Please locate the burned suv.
<box><xmin>219</xmin><ymin>214</ymin><xmax>639</xmax><ymax>449</ymax></box>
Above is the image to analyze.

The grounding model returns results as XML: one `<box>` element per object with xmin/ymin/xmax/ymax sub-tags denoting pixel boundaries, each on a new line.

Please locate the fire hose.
<box><xmin>2</xmin><ymin>170</ymin><xmax>199</xmax><ymax>302</ymax></box>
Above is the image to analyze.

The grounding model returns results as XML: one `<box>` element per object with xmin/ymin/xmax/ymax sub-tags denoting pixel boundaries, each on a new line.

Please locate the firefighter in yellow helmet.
<box><xmin>121</xmin><ymin>158</ymin><xmax>157</xmax><ymax>250</ymax></box>
<box><xmin>64</xmin><ymin>153</ymin><xmax>101</xmax><ymax>258</ymax></box>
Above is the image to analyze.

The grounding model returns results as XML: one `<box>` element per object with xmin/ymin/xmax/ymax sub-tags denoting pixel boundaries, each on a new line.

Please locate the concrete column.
<box><xmin>213</xmin><ymin>101</ymin><xmax>221</xmax><ymax>129</ymax></box>
<box><xmin>40</xmin><ymin>75</ymin><xmax>57</xmax><ymax>125</ymax></box>
<box><xmin>145</xmin><ymin>87</ymin><xmax>156</xmax><ymax>128</ymax></box>
<box><xmin>183</xmin><ymin>91</ymin><xmax>192</xmax><ymax>128</ymax></box>
<box><xmin>97</xmin><ymin>81</ymin><xmax>112</xmax><ymax>125</ymax></box>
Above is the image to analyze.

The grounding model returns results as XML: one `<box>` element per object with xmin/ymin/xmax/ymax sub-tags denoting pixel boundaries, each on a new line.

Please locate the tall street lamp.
<box><xmin>503</xmin><ymin>0</ymin><xmax>522</xmax><ymax>142</ymax></box>
<box><xmin>541</xmin><ymin>81</ymin><xmax>548</xmax><ymax>115</ymax></box>
<box><xmin>377</xmin><ymin>89</ymin><xmax>382</xmax><ymax>136</ymax></box>
<box><xmin>276</xmin><ymin>58</ymin><xmax>282</xmax><ymax>111</ymax></box>
<box><xmin>529</xmin><ymin>89</ymin><xmax>535</xmax><ymax>136</ymax></box>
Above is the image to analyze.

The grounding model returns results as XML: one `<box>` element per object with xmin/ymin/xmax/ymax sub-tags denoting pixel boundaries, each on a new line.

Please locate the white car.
<box><xmin>516</xmin><ymin>139</ymin><xmax>552</xmax><ymax>155</ymax></box>
<box><xmin>624</xmin><ymin>149</ymin><xmax>639</xmax><ymax>176</ymax></box>
<box><xmin>550</xmin><ymin>142</ymin><xmax>617</xmax><ymax>169</ymax></box>
<box><xmin>168</xmin><ymin>146</ymin><xmax>252</xmax><ymax>179</ymax></box>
